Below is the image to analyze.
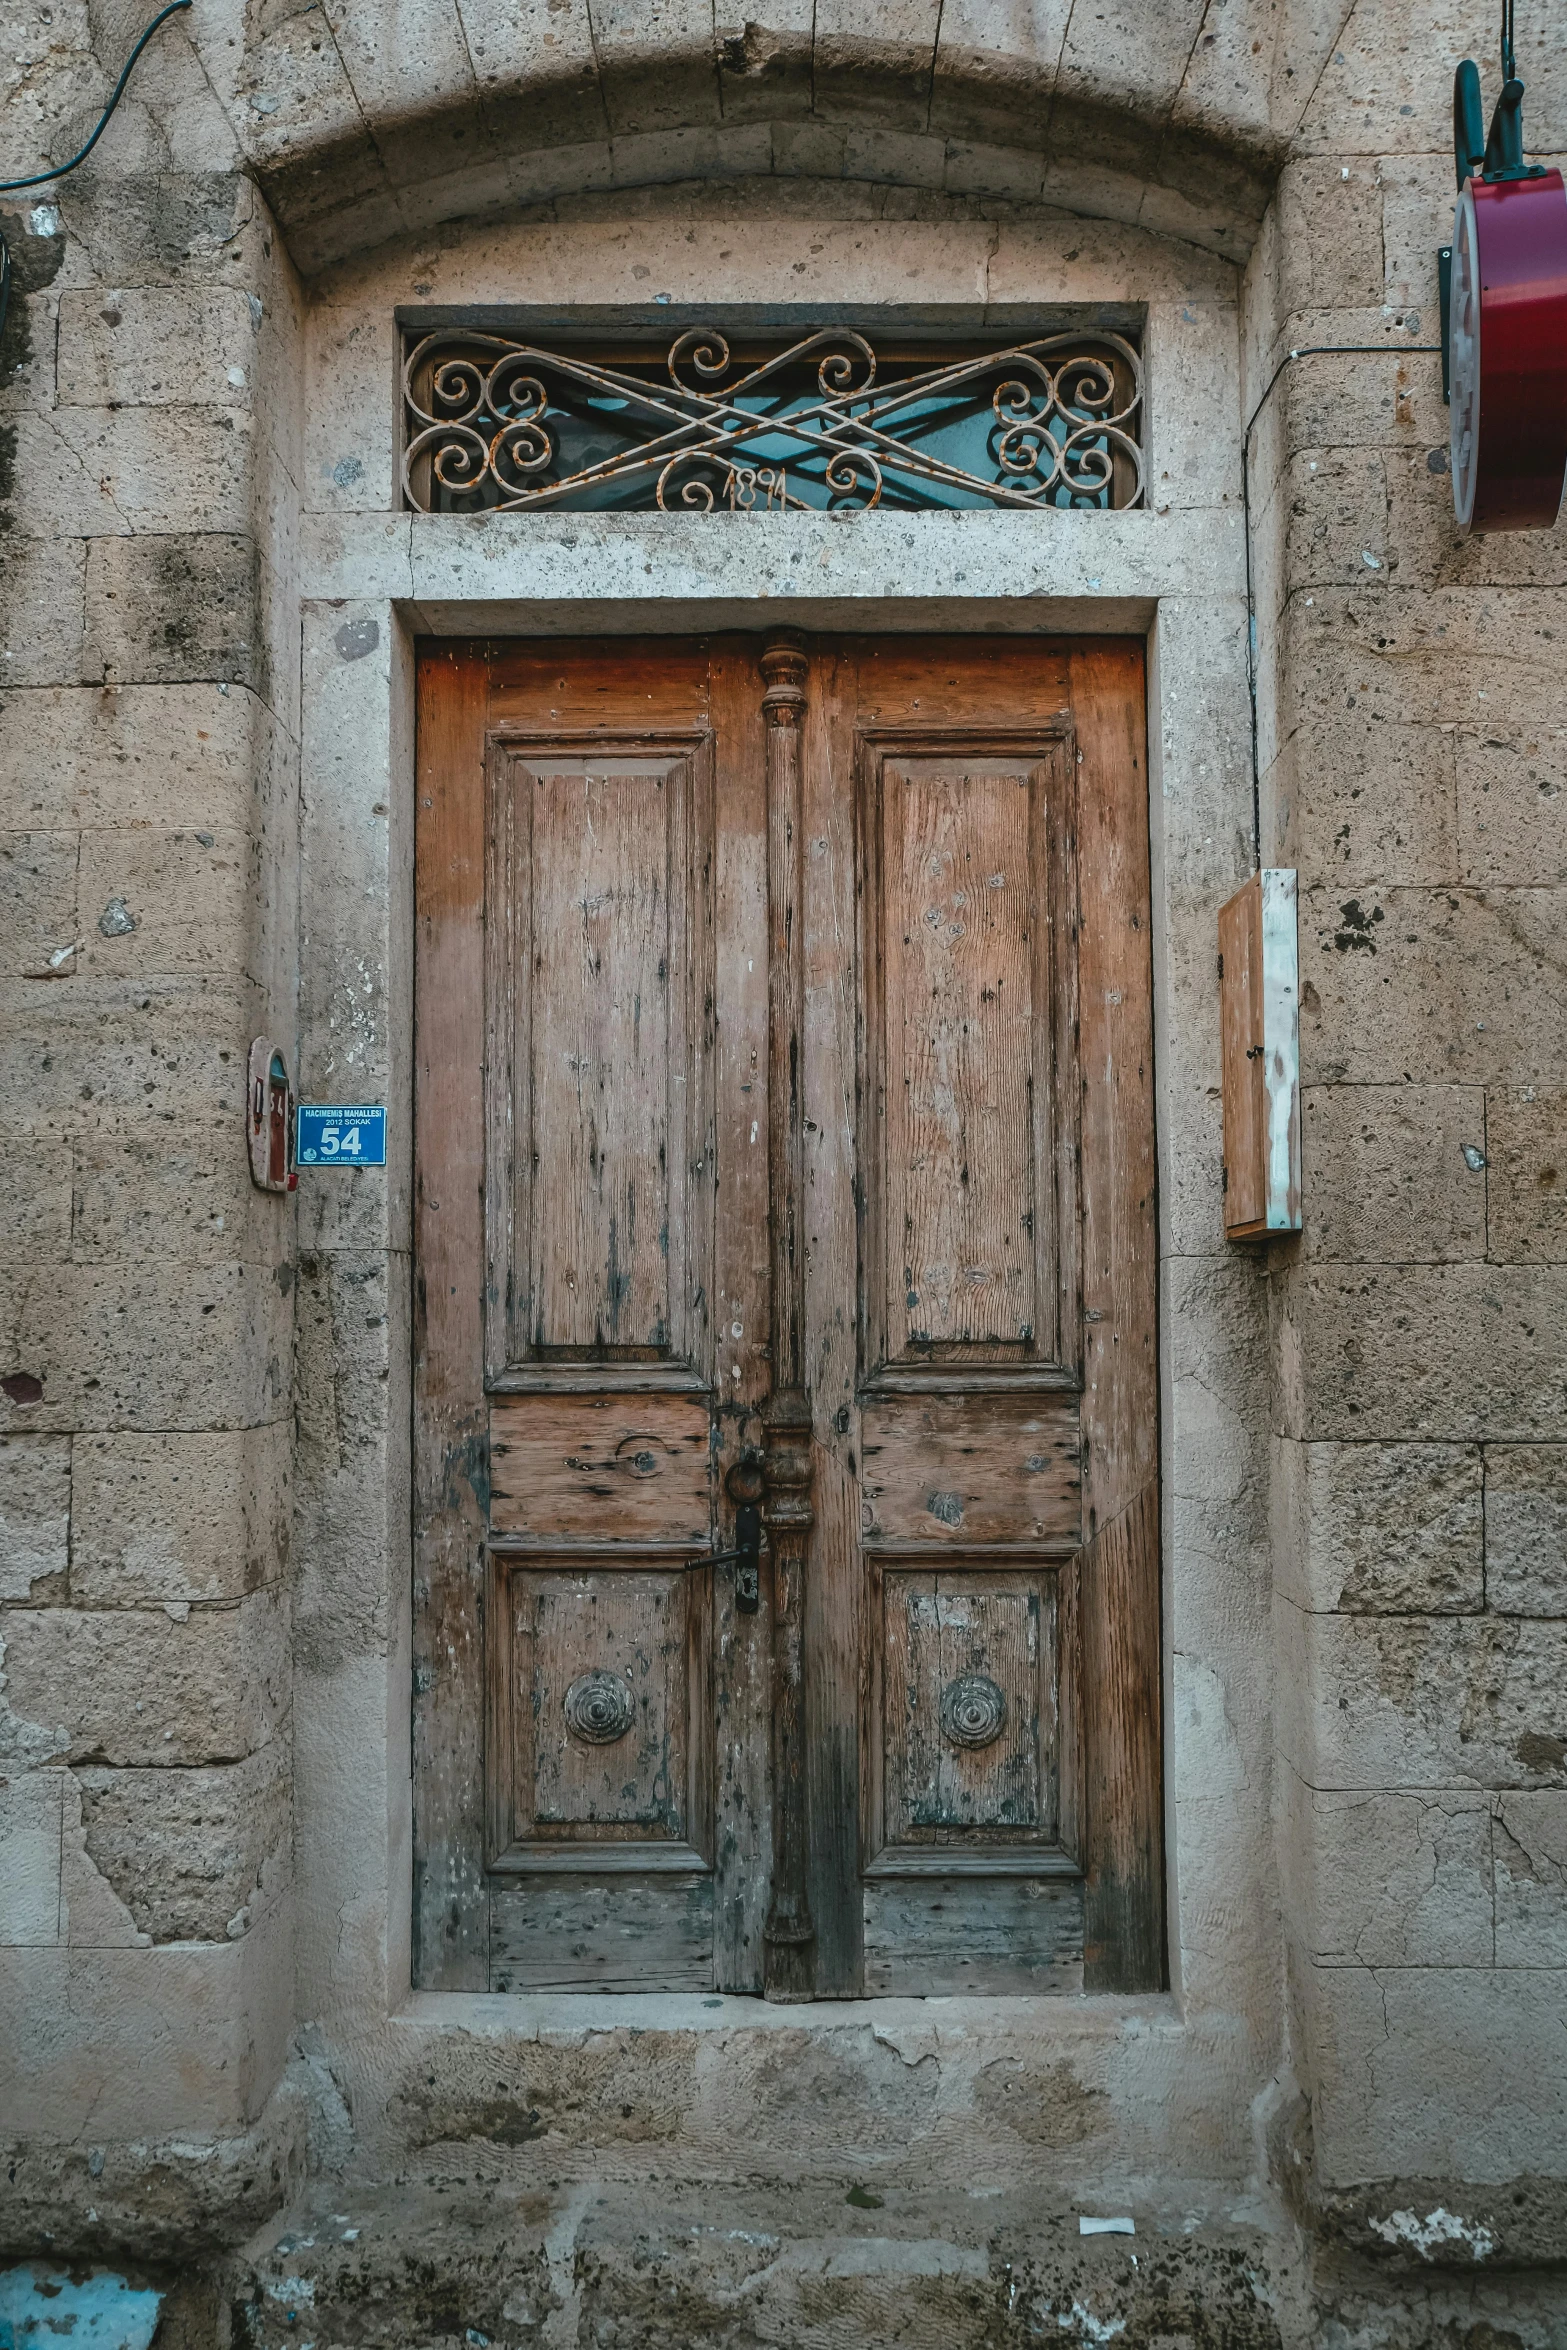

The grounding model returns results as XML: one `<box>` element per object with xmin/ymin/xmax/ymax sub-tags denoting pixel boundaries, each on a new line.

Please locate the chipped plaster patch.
<box><xmin>1173</xmin><ymin>1656</ymin><xmax>1248</xmax><ymax>1799</ymax></box>
<box><xmin>1049</xmin><ymin>2299</ymin><xmax>1127</xmax><ymax>2343</ymax></box>
<box><xmin>264</xmin><ymin>2273</ymin><xmax>317</xmax><ymax>2303</ymax></box>
<box><xmin>1367</xmin><ymin>2206</ymin><xmax>1496</xmax><ymax>2261</ymax></box>
<box><xmin>539</xmin><ymin>2182</ymin><xmax>594</xmax><ymax>2346</ymax></box>
<box><xmin>0</xmin><ymin>1628</ymin><xmax>68</xmax><ymax>1773</ymax></box>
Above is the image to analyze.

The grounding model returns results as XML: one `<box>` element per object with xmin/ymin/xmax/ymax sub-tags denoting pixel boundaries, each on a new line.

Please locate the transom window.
<box><xmin>400</xmin><ymin>326</ymin><xmax>1144</xmax><ymax>515</ymax></box>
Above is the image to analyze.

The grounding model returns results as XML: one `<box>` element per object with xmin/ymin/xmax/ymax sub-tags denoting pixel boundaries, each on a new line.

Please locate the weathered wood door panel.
<box><xmin>416</xmin><ymin>642</ymin><xmax>759</xmax><ymax>1994</ymax></box>
<box><xmin>486</xmin><ymin>733</ymin><xmax>715</xmax><ymax>1385</ymax></box>
<box><xmin>858</xmin><ymin>741</ymin><xmax>1076</xmax><ymax>1378</ymax></box>
<box><xmin>413</xmin><ymin>634</ymin><xmax>1160</xmax><ymax>1997</ymax></box>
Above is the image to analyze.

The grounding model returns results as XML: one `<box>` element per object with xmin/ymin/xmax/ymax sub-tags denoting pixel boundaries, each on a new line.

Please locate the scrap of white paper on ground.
<box><xmin>1079</xmin><ymin>2217</ymin><xmax>1136</xmax><ymax>2236</ymax></box>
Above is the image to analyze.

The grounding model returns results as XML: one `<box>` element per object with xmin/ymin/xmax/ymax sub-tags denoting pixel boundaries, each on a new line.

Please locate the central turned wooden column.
<box><xmin>759</xmin><ymin>631</ymin><xmax>816</xmax><ymax>2002</ymax></box>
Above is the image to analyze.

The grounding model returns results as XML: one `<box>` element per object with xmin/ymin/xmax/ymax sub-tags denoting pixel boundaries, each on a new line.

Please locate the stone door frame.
<box><xmin>295</xmin><ymin>578</ymin><xmax>1230</xmax><ymax>2032</ymax></box>
<box><xmin>289</xmin><ymin>233</ymin><xmax>1266</xmax><ymax>2154</ymax></box>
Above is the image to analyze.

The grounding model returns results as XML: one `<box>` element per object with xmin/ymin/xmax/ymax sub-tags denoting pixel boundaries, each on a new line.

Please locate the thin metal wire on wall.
<box><xmin>0</xmin><ymin>0</ymin><xmax>192</xmax><ymax>349</ymax></box>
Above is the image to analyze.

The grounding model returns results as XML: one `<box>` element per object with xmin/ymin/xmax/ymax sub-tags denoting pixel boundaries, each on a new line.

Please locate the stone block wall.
<box><xmin>1</xmin><ymin>0</ymin><xmax>1566</xmax><ymax>2326</ymax></box>
<box><xmin>1243</xmin><ymin>12</ymin><xmax>1567</xmax><ymax>2240</ymax></box>
<box><xmin>0</xmin><ymin>5</ymin><xmax>305</xmax><ymax>2221</ymax></box>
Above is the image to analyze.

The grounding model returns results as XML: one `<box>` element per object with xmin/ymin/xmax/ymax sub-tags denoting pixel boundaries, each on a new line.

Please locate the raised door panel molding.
<box><xmin>485</xmin><ymin>731</ymin><xmax>717</xmax><ymax>1388</ymax></box>
<box><xmin>880</xmin><ymin>1568</ymin><xmax>1061</xmax><ymax>1848</ymax></box>
<box><xmin>863</xmin><ymin>1875</ymin><xmax>1084</xmax><ymax>1995</ymax></box>
<box><xmin>490</xmin><ymin>1876</ymin><xmax>715</xmax><ymax>1994</ymax></box>
<box><xmin>489</xmin><ymin>1394</ymin><xmax>712</xmax><ymax>1543</ymax></box>
<box><xmin>487</xmin><ymin>1552</ymin><xmax>713</xmax><ymax>1873</ymax></box>
<box><xmin>859</xmin><ymin>1394</ymin><xmax>1082</xmax><ymax>1552</ymax></box>
<box><xmin>856</xmin><ymin>731</ymin><xmax>1080</xmax><ymax>1391</ymax></box>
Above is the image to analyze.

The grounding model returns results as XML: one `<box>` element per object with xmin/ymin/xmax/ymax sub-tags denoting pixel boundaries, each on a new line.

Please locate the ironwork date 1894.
<box><xmin>402</xmin><ymin>325</ymin><xmax>1143</xmax><ymax>517</ymax></box>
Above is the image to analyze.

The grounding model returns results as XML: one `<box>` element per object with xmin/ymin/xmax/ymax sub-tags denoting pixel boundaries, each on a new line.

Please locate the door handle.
<box><xmin>688</xmin><ymin>1458</ymin><xmax>765</xmax><ymax>1613</ymax></box>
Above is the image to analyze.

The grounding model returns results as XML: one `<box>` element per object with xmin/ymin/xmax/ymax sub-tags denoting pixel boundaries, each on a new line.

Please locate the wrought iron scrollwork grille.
<box><xmin>401</xmin><ymin>327</ymin><xmax>1143</xmax><ymax>515</ymax></box>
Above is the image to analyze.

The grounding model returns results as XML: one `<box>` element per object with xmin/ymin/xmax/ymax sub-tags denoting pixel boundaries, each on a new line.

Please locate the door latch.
<box><xmin>705</xmin><ymin>1503</ymin><xmax>762</xmax><ymax>1614</ymax></box>
<box><xmin>697</xmin><ymin>1458</ymin><xmax>765</xmax><ymax>1614</ymax></box>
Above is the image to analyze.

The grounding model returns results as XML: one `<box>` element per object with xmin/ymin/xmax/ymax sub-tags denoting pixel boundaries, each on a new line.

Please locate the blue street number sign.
<box><xmin>297</xmin><ymin>1104</ymin><xmax>387</xmax><ymax>1167</ymax></box>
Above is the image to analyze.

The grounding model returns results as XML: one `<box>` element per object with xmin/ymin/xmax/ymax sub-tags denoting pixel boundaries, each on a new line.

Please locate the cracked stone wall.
<box><xmin>1</xmin><ymin>0</ymin><xmax>1565</xmax><ymax>2328</ymax></box>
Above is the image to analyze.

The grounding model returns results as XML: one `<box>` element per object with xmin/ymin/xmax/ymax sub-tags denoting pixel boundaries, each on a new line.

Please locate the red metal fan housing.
<box><xmin>1449</xmin><ymin>171</ymin><xmax>1567</xmax><ymax>531</ymax></box>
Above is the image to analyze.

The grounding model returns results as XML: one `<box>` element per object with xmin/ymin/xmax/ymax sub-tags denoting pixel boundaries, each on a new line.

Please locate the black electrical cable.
<box><xmin>0</xmin><ymin>0</ymin><xmax>192</xmax><ymax>351</ymax></box>
<box><xmin>1240</xmin><ymin>341</ymin><xmax>1442</xmax><ymax>868</ymax></box>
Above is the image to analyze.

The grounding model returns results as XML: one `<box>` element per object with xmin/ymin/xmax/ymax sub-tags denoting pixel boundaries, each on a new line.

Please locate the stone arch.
<box><xmin>197</xmin><ymin>0</ymin><xmax>1354</xmax><ymax>270</ymax></box>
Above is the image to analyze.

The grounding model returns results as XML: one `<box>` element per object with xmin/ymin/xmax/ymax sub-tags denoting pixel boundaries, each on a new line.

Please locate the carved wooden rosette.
<box><xmin>759</xmin><ymin>633</ymin><xmax>817</xmax><ymax>2001</ymax></box>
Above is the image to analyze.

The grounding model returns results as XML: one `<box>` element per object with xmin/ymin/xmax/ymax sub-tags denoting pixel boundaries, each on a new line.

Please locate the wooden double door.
<box><xmin>413</xmin><ymin>634</ymin><xmax>1160</xmax><ymax>1998</ymax></box>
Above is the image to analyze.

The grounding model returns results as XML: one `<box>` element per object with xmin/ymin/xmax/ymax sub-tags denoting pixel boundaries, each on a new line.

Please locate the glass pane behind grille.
<box><xmin>401</xmin><ymin>328</ymin><xmax>1143</xmax><ymax>515</ymax></box>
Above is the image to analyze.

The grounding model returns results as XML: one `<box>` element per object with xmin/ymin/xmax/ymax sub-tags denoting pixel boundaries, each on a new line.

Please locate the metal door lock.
<box><xmin>693</xmin><ymin>1457</ymin><xmax>765</xmax><ymax>1613</ymax></box>
<box><xmin>706</xmin><ymin>1501</ymin><xmax>763</xmax><ymax>1613</ymax></box>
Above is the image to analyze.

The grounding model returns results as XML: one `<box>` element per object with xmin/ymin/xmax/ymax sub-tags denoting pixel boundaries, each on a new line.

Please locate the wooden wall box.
<box><xmin>1218</xmin><ymin>869</ymin><xmax>1301</xmax><ymax>1240</ymax></box>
